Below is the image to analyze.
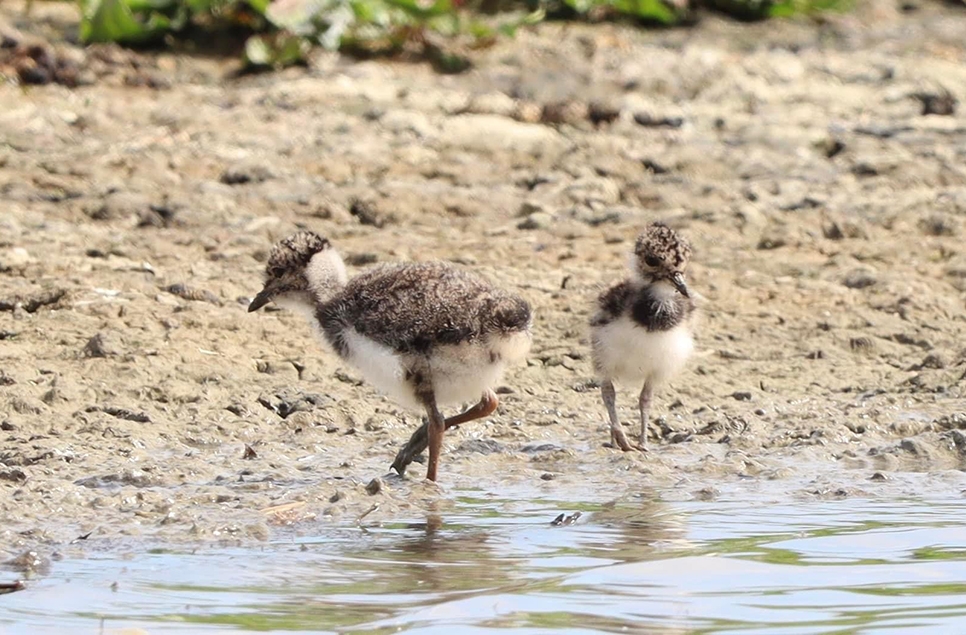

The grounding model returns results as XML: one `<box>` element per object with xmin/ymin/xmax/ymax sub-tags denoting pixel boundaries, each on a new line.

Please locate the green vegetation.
<box><xmin>75</xmin><ymin>0</ymin><xmax>850</xmax><ymax>71</ymax></box>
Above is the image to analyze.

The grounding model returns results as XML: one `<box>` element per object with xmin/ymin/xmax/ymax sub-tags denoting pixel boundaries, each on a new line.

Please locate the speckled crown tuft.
<box><xmin>633</xmin><ymin>222</ymin><xmax>692</xmax><ymax>270</ymax></box>
<box><xmin>266</xmin><ymin>231</ymin><xmax>331</xmax><ymax>278</ymax></box>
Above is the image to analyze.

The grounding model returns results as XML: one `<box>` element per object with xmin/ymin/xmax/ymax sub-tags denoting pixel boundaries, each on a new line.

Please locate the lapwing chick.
<box><xmin>249</xmin><ymin>231</ymin><xmax>532</xmax><ymax>482</ymax></box>
<box><xmin>589</xmin><ymin>222</ymin><xmax>696</xmax><ymax>451</ymax></box>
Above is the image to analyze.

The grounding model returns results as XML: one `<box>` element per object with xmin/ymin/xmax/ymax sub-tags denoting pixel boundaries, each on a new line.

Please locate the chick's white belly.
<box><xmin>592</xmin><ymin>317</ymin><xmax>693</xmax><ymax>385</ymax></box>
<box><xmin>341</xmin><ymin>329</ymin><xmax>531</xmax><ymax>410</ymax></box>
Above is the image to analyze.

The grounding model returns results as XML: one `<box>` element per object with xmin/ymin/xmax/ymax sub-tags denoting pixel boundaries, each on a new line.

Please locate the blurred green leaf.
<box><xmin>613</xmin><ymin>0</ymin><xmax>676</xmax><ymax>22</ymax></box>
<box><xmin>385</xmin><ymin>0</ymin><xmax>453</xmax><ymax>19</ymax></box>
<box><xmin>79</xmin><ymin>0</ymin><xmax>168</xmax><ymax>42</ymax></box>
<box><xmin>246</xmin><ymin>0</ymin><xmax>272</xmax><ymax>13</ymax></box>
<box><xmin>77</xmin><ymin>0</ymin><xmax>849</xmax><ymax>75</ymax></box>
<box><xmin>244</xmin><ymin>32</ymin><xmax>311</xmax><ymax>66</ymax></box>
<box><xmin>497</xmin><ymin>6</ymin><xmax>543</xmax><ymax>35</ymax></box>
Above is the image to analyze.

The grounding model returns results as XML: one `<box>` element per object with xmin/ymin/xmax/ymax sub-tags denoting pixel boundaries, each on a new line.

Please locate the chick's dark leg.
<box><xmin>391</xmin><ymin>390</ymin><xmax>498</xmax><ymax>476</ymax></box>
<box><xmin>638</xmin><ymin>381</ymin><xmax>654</xmax><ymax>450</ymax></box>
<box><xmin>424</xmin><ymin>395</ymin><xmax>446</xmax><ymax>482</ymax></box>
<box><xmin>602</xmin><ymin>379</ymin><xmax>633</xmax><ymax>452</ymax></box>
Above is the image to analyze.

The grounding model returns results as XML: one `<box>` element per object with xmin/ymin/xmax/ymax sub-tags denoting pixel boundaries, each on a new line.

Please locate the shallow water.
<box><xmin>3</xmin><ymin>495</ymin><xmax>966</xmax><ymax>634</ymax></box>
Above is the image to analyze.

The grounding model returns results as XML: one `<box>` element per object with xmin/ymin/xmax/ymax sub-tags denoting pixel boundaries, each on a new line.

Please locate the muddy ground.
<box><xmin>1</xmin><ymin>0</ymin><xmax>966</xmax><ymax>564</ymax></box>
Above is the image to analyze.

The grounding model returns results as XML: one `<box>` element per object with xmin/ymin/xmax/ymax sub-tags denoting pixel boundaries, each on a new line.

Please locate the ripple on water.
<box><xmin>3</xmin><ymin>497</ymin><xmax>966</xmax><ymax>634</ymax></box>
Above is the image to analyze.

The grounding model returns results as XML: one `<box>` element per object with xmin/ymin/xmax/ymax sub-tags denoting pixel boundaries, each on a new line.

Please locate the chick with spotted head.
<box><xmin>591</xmin><ymin>222</ymin><xmax>698</xmax><ymax>451</ymax></box>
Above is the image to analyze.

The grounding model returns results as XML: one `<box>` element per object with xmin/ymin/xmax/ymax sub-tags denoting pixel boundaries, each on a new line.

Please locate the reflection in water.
<box><xmin>3</xmin><ymin>497</ymin><xmax>966</xmax><ymax>634</ymax></box>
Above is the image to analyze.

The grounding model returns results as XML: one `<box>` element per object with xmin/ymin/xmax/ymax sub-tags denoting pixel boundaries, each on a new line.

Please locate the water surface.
<box><xmin>3</xmin><ymin>495</ymin><xmax>966</xmax><ymax>634</ymax></box>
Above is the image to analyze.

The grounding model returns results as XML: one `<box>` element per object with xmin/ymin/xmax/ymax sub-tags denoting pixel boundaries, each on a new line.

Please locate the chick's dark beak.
<box><xmin>670</xmin><ymin>272</ymin><xmax>690</xmax><ymax>298</ymax></box>
<box><xmin>248</xmin><ymin>288</ymin><xmax>273</xmax><ymax>312</ymax></box>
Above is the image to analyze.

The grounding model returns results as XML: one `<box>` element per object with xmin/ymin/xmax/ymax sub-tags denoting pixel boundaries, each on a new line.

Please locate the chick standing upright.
<box><xmin>590</xmin><ymin>222</ymin><xmax>697</xmax><ymax>451</ymax></box>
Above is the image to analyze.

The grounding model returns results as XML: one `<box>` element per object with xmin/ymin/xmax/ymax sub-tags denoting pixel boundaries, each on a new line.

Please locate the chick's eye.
<box><xmin>644</xmin><ymin>255</ymin><xmax>661</xmax><ymax>268</ymax></box>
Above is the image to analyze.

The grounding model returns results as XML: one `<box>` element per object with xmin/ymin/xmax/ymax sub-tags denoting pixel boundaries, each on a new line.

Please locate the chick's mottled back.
<box><xmin>319</xmin><ymin>262</ymin><xmax>531</xmax><ymax>357</ymax></box>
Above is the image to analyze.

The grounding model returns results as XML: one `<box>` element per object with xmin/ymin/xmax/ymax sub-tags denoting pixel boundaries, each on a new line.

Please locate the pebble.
<box><xmin>457</xmin><ymin>439</ymin><xmax>505</xmax><ymax>454</ymax></box>
<box><xmin>843</xmin><ymin>268</ymin><xmax>877</xmax><ymax>289</ymax></box>
<box><xmin>220</xmin><ymin>161</ymin><xmax>274</xmax><ymax>185</ymax></box>
<box><xmin>365</xmin><ymin>478</ymin><xmax>383</xmax><ymax>495</ymax></box>
<box><xmin>349</xmin><ymin>198</ymin><xmax>393</xmax><ymax>227</ymax></box>
<box><xmin>898</xmin><ymin>438</ymin><xmax>924</xmax><ymax>455</ymax></box>
<box><xmin>462</xmin><ymin>92</ymin><xmax>518</xmax><ymax>118</ymax></box>
<box><xmin>82</xmin><ymin>332</ymin><xmax>123</xmax><ymax>358</ymax></box>
<box><xmin>90</xmin><ymin>191</ymin><xmax>151</xmax><ymax>221</ymax></box>
<box><xmin>520</xmin><ymin>442</ymin><xmax>563</xmax><ymax>453</ymax></box>
<box><xmin>517</xmin><ymin>212</ymin><xmax>553</xmax><ymax>231</ymax></box>
<box><xmin>438</xmin><ymin>114</ymin><xmax>567</xmax><ymax>155</ymax></box>
<box><xmin>0</xmin><ymin>247</ymin><xmax>30</xmax><ymax>269</ymax></box>
<box><xmin>563</xmin><ymin>177</ymin><xmax>621</xmax><ymax>206</ymax></box>
<box><xmin>757</xmin><ymin>225</ymin><xmax>789</xmax><ymax>250</ymax></box>
<box><xmin>944</xmin><ymin>430</ymin><xmax>966</xmax><ymax>453</ymax></box>
<box><xmin>6</xmin><ymin>551</ymin><xmax>49</xmax><ymax>575</ymax></box>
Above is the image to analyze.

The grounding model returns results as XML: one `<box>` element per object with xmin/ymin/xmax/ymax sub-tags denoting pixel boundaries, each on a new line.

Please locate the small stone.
<box><xmin>913</xmin><ymin>89</ymin><xmax>957</xmax><ymax>116</ymax></box>
<box><xmin>822</xmin><ymin>216</ymin><xmax>867</xmax><ymax>240</ymax></box>
<box><xmin>0</xmin><ymin>469</ymin><xmax>26</xmax><ymax>483</ymax></box>
<box><xmin>517</xmin><ymin>201</ymin><xmax>546</xmax><ymax>217</ymax></box>
<box><xmin>944</xmin><ymin>430</ymin><xmax>966</xmax><ymax>453</ymax></box>
<box><xmin>918</xmin><ymin>353</ymin><xmax>946</xmax><ymax>370</ymax></box>
<box><xmin>348</xmin><ymin>198</ymin><xmax>392</xmax><ymax>228</ymax></box>
<box><xmin>309</xmin><ymin>199</ymin><xmax>352</xmax><ymax>222</ymax></box>
<box><xmin>633</xmin><ymin>112</ymin><xmax>684</xmax><ymax>128</ymax></box>
<box><xmin>82</xmin><ymin>332</ymin><xmax>123</xmax><ymax>358</ymax></box>
<box><xmin>731</xmin><ymin>391</ymin><xmax>753</xmax><ymax>401</ymax></box>
<box><xmin>819</xmin><ymin>137</ymin><xmax>846</xmax><ymax>158</ymax></box>
<box><xmin>899</xmin><ymin>439</ymin><xmax>922</xmax><ymax>455</ymax></box>
<box><xmin>851</xmin><ymin>162</ymin><xmax>879</xmax><ymax>177</ymax></box>
<box><xmin>843</xmin><ymin>268</ymin><xmax>877</xmax><ymax>289</ymax></box>
<box><xmin>329</xmin><ymin>490</ymin><xmax>344</xmax><ymax>503</ymax></box>
<box><xmin>438</xmin><ymin>114</ymin><xmax>567</xmax><ymax>155</ymax></box>
<box><xmin>7</xmin><ymin>550</ymin><xmax>49</xmax><ymax>575</ymax></box>
<box><xmin>242</xmin><ymin>444</ymin><xmax>257</xmax><ymax>460</ymax></box>
<box><xmin>89</xmin><ymin>191</ymin><xmax>151</xmax><ymax>221</ymax></box>
<box><xmin>850</xmin><ymin>337</ymin><xmax>875</xmax><ymax>353</ymax></box>
<box><xmin>587</xmin><ymin>102</ymin><xmax>621</xmax><ymax>126</ymax></box>
<box><xmin>694</xmin><ymin>487</ymin><xmax>718</xmax><ymax>501</ymax></box>
<box><xmin>365</xmin><ymin>477</ymin><xmax>383</xmax><ymax>495</ymax></box>
<box><xmin>520</xmin><ymin>442</ymin><xmax>562</xmax><ymax>453</ymax></box>
<box><xmin>870</xmin><ymin>471</ymin><xmax>889</xmax><ymax>481</ymax></box>
<box><xmin>918</xmin><ymin>214</ymin><xmax>958</xmax><ymax>237</ymax></box>
<box><xmin>540</xmin><ymin>472</ymin><xmax>555</xmax><ymax>481</ymax></box>
<box><xmin>463</xmin><ymin>92</ymin><xmax>518</xmax><ymax>118</ymax></box>
<box><xmin>137</xmin><ymin>204</ymin><xmax>178</xmax><ymax>228</ymax></box>
<box><xmin>220</xmin><ymin>161</ymin><xmax>274</xmax><ymax>185</ymax></box>
<box><xmin>517</xmin><ymin>212</ymin><xmax>553</xmax><ymax>230</ymax></box>
<box><xmin>0</xmin><ymin>247</ymin><xmax>31</xmax><ymax>270</ymax></box>
<box><xmin>564</xmin><ymin>177</ymin><xmax>621</xmax><ymax>206</ymax></box>
<box><xmin>457</xmin><ymin>439</ymin><xmax>504</xmax><ymax>454</ymax></box>
<box><xmin>757</xmin><ymin>227</ymin><xmax>788</xmax><ymax>250</ymax></box>
<box><xmin>540</xmin><ymin>100</ymin><xmax>588</xmax><ymax>125</ymax></box>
